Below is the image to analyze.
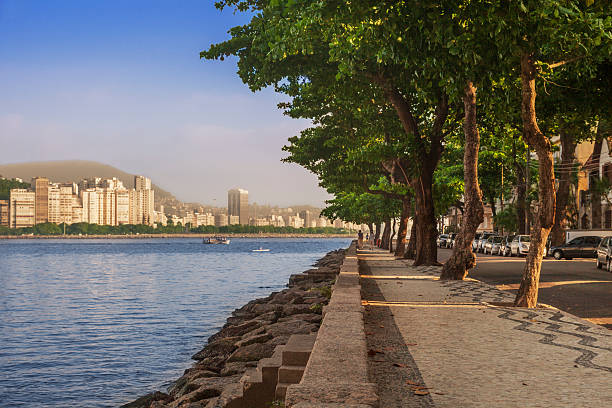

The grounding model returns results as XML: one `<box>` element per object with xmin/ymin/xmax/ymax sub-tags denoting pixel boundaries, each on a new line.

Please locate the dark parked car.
<box><xmin>549</xmin><ymin>236</ymin><xmax>602</xmax><ymax>260</ymax></box>
<box><xmin>596</xmin><ymin>236</ymin><xmax>612</xmax><ymax>269</ymax></box>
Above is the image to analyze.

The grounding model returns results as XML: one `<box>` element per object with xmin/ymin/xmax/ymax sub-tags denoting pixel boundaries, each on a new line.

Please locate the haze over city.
<box><xmin>0</xmin><ymin>0</ymin><xmax>330</xmax><ymax>207</ymax></box>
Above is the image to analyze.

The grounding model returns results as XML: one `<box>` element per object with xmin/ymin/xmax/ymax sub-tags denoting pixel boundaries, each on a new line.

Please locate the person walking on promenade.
<box><xmin>358</xmin><ymin>230</ymin><xmax>364</xmax><ymax>249</ymax></box>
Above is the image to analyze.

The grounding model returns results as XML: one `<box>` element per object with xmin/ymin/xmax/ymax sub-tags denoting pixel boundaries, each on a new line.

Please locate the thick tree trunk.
<box><xmin>377</xmin><ymin>77</ymin><xmax>446</xmax><ymax>265</ymax></box>
<box><xmin>514</xmin><ymin>54</ymin><xmax>556</xmax><ymax>308</ymax></box>
<box><xmin>441</xmin><ymin>82</ymin><xmax>485</xmax><ymax>280</ymax></box>
<box><xmin>374</xmin><ymin>223</ymin><xmax>381</xmax><ymax>246</ymax></box>
<box><xmin>489</xmin><ymin>198</ymin><xmax>497</xmax><ymax>231</ymax></box>
<box><xmin>404</xmin><ymin>218</ymin><xmax>417</xmax><ymax>259</ymax></box>
<box><xmin>588</xmin><ymin>138</ymin><xmax>604</xmax><ymax>229</ymax></box>
<box><xmin>381</xmin><ymin>219</ymin><xmax>391</xmax><ymax>249</ymax></box>
<box><xmin>515</xmin><ymin>165</ymin><xmax>527</xmax><ymax>234</ymax></box>
<box><xmin>394</xmin><ymin>198</ymin><xmax>411</xmax><ymax>257</ymax></box>
<box><xmin>550</xmin><ymin>131</ymin><xmax>576</xmax><ymax>246</ymax></box>
<box><xmin>389</xmin><ymin>218</ymin><xmax>396</xmax><ymax>253</ymax></box>
<box><xmin>413</xmin><ymin>169</ymin><xmax>439</xmax><ymax>265</ymax></box>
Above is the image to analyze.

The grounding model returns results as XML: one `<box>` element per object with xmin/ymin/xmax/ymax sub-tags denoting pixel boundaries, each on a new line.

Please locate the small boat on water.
<box><xmin>252</xmin><ymin>247</ymin><xmax>270</xmax><ymax>252</ymax></box>
<box><xmin>203</xmin><ymin>236</ymin><xmax>230</xmax><ymax>245</ymax></box>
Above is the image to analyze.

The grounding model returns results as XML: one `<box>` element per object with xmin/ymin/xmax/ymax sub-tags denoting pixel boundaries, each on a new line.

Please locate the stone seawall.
<box><xmin>121</xmin><ymin>247</ymin><xmax>348</xmax><ymax>408</ymax></box>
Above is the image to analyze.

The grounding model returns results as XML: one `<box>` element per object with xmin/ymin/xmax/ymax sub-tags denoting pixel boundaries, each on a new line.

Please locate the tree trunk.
<box><xmin>404</xmin><ymin>218</ymin><xmax>417</xmax><ymax>259</ymax></box>
<box><xmin>394</xmin><ymin>198</ymin><xmax>411</xmax><ymax>257</ymax></box>
<box><xmin>441</xmin><ymin>82</ymin><xmax>485</xmax><ymax>280</ymax></box>
<box><xmin>374</xmin><ymin>223</ymin><xmax>381</xmax><ymax>246</ymax></box>
<box><xmin>516</xmin><ymin>168</ymin><xmax>527</xmax><ymax>234</ymax></box>
<box><xmin>413</xmin><ymin>169</ymin><xmax>439</xmax><ymax>265</ymax></box>
<box><xmin>389</xmin><ymin>218</ymin><xmax>396</xmax><ymax>253</ymax></box>
<box><xmin>550</xmin><ymin>131</ymin><xmax>576</xmax><ymax>246</ymax></box>
<box><xmin>381</xmin><ymin>219</ymin><xmax>391</xmax><ymax>249</ymax></box>
<box><xmin>514</xmin><ymin>54</ymin><xmax>556</xmax><ymax>308</ymax></box>
<box><xmin>376</xmin><ymin>77</ymin><xmax>446</xmax><ymax>265</ymax></box>
<box><xmin>490</xmin><ymin>198</ymin><xmax>497</xmax><ymax>232</ymax></box>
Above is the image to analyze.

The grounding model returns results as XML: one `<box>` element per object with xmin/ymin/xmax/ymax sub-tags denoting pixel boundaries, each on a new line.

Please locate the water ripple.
<box><xmin>0</xmin><ymin>237</ymin><xmax>350</xmax><ymax>407</ymax></box>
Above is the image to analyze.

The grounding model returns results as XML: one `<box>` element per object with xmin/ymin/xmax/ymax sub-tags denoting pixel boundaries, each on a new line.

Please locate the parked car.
<box><xmin>549</xmin><ymin>236</ymin><xmax>602</xmax><ymax>260</ymax></box>
<box><xmin>596</xmin><ymin>236</ymin><xmax>612</xmax><ymax>269</ymax></box>
<box><xmin>510</xmin><ymin>235</ymin><xmax>531</xmax><ymax>256</ymax></box>
<box><xmin>437</xmin><ymin>234</ymin><xmax>450</xmax><ymax>248</ymax></box>
<box><xmin>484</xmin><ymin>235</ymin><xmax>504</xmax><ymax>255</ymax></box>
<box><xmin>472</xmin><ymin>233</ymin><xmax>482</xmax><ymax>252</ymax></box>
<box><xmin>500</xmin><ymin>235</ymin><xmax>516</xmax><ymax>257</ymax></box>
<box><xmin>446</xmin><ymin>233</ymin><xmax>457</xmax><ymax>248</ymax></box>
<box><xmin>477</xmin><ymin>232</ymin><xmax>495</xmax><ymax>253</ymax></box>
<box><xmin>604</xmin><ymin>245</ymin><xmax>612</xmax><ymax>273</ymax></box>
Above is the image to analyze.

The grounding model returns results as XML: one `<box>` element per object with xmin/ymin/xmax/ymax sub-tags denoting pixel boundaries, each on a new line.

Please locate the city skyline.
<box><xmin>0</xmin><ymin>1</ymin><xmax>331</xmax><ymax>207</ymax></box>
<box><xmin>1</xmin><ymin>175</ymin><xmax>346</xmax><ymax>230</ymax></box>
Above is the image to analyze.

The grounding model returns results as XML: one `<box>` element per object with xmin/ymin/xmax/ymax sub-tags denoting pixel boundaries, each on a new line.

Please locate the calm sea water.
<box><xmin>0</xmin><ymin>237</ymin><xmax>351</xmax><ymax>408</ymax></box>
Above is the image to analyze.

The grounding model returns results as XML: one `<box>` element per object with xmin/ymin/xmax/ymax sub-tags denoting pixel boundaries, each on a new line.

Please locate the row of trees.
<box><xmin>0</xmin><ymin>222</ymin><xmax>350</xmax><ymax>236</ymax></box>
<box><xmin>204</xmin><ymin>0</ymin><xmax>610</xmax><ymax>306</ymax></box>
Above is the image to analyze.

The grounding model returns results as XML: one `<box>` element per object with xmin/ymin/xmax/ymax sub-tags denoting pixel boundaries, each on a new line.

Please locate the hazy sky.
<box><xmin>0</xmin><ymin>0</ymin><xmax>331</xmax><ymax>207</ymax></box>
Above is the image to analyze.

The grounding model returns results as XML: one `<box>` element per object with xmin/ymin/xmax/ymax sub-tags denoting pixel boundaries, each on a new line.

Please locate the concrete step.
<box><xmin>278</xmin><ymin>365</ymin><xmax>305</xmax><ymax>384</ymax></box>
<box><xmin>258</xmin><ymin>345</ymin><xmax>284</xmax><ymax>383</ymax></box>
<box><xmin>281</xmin><ymin>334</ymin><xmax>316</xmax><ymax>366</ymax></box>
<box><xmin>240</xmin><ymin>367</ymin><xmax>261</xmax><ymax>386</ymax></box>
<box><xmin>275</xmin><ymin>382</ymin><xmax>292</xmax><ymax>401</ymax></box>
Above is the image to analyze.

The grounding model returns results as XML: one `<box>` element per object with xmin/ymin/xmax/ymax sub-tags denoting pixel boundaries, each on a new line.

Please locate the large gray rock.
<box><xmin>168</xmin><ymin>370</ymin><xmax>219</xmax><ymax>397</ymax></box>
<box><xmin>234</xmin><ymin>332</ymin><xmax>273</xmax><ymax>348</ymax></box>
<box><xmin>278</xmin><ymin>313</ymin><xmax>322</xmax><ymax>324</ymax></box>
<box><xmin>264</xmin><ymin>319</ymin><xmax>319</xmax><ymax>338</ymax></box>
<box><xmin>227</xmin><ymin>342</ymin><xmax>276</xmax><ymax>362</ymax></box>
<box><xmin>168</xmin><ymin>375</ymin><xmax>241</xmax><ymax>406</ymax></box>
<box><xmin>251</xmin><ymin>303</ymin><xmax>284</xmax><ymax>315</ymax></box>
<box><xmin>119</xmin><ymin>391</ymin><xmax>170</xmax><ymax>408</ymax></box>
<box><xmin>207</xmin><ymin>319</ymin><xmax>262</xmax><ymax>343</ymax></box>
<box><xmin>282</xmin><ymin>304</ymin><xmax>314</xmax><ymax>317</ymax></box>
<box><xmin>192</xmin><ymin>337</ymin><xmax>239</xmax><ymax>361</ymax></box>
<box><xmin>194</xmin><ymin>355</ymin><xmax>227</xmax><ymax>373</ymax></box>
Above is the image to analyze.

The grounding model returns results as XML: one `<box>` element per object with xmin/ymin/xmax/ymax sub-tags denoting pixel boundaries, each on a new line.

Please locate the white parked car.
<box><xmin>510</xmin><ymin>235</ymin><xmax>531</xmax><ymax>256</ymax></box>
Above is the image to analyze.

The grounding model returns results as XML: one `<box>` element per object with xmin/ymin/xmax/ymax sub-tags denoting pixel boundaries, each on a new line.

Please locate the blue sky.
<box><xmin>0</xmin><ymin>0</ymin><xmax>329</xmax><ymax>207</ymax></box>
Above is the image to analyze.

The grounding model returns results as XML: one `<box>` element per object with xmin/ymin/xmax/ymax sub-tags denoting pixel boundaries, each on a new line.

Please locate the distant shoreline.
<box><xmin>0</xmin><ymin>233</ymin><xmax>354</xmax><ymax>240</ymax></box>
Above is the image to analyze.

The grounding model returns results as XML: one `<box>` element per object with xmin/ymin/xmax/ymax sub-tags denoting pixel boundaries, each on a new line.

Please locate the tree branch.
<box><xmin>547</xmin><ymin>55</ymin><xmax>585</xmax><ymax>69</ymax></box>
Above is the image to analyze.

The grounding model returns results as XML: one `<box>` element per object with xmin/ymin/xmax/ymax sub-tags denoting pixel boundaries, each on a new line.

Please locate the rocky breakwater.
<box><xmin>122</xmin><ymin>248</ymin><xmax>346</xmax><ymax>408</ymax></box>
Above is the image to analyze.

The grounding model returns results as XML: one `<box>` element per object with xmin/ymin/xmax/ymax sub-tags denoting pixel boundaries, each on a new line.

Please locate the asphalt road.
<box><xmin>437</xmin><ymin>248</ymin><xmax>612</xmax><ymax>330</ymax></box>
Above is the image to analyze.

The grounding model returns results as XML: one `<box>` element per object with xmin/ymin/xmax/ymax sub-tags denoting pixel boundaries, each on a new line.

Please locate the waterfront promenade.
<box><xmin>357</xmin><ymin>247</ymin><xmax>612</xmax><ymax>407</ymax></box>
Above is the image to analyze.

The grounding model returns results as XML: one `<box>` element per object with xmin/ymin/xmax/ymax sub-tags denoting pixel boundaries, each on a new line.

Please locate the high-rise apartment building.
<box><xmin>9</xmin><ymin>189</ymin><xmax>35</xmax><ymax>228</ymax></box>
<box><xmin>32</xmin><ymin>177</ymin><xmax>49</xmax><ymax>224</ymax></box>
<box><xmin>58</xmin><ymin>184</ymin><xmax>76</xmax><ymax>224</ymax></box>
<box><xmin>47</xmin><ymin>185</ymin><xmax>61</xmax><ymax>224</ymax></box>
<box><xmin>0</xmin><ymin>200</ymin><xmax>9</xmax><ymax>227</ymax></box>
<box><xmin>299</xmin><ymin>210</ymin><xmax>316</xmax><ymax>228</ymax></box>
<box><xmin>134</xmin><ymin>175</ymin><xmax>151</xmax><ymax>191</ymax></box>
<box><xmin>214</xmin><ymin>213</ymin><xmax>228</xmax><ymax>227</ymax></box>
<box><xmin>133</xmin><ymin>176</ymin><xmax>154</xmax><ymax>225</ymax></box>
<box><xmin>228</xmin><ymin>188</ymin><xmax>249</xmax><ymax>225</ymax></box>
<box><xmin>115</xmin><ymin>190</ymin><xmax>130</xmax><ymax>225</ymax></box>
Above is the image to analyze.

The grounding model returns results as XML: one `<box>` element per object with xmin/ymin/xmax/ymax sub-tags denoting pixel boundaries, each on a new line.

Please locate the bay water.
<box><xmin>0</xmin><ymin>237</ymin><xmax>351</xmax><ymax>407</ymax></box>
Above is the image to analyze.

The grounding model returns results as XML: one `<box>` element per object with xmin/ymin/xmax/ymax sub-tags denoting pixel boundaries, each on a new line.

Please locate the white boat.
<box><xmin>203</xmin><ymin>236</ymin><xmax>230</xmax><ymax>245</ymax></box>
<box><xmin>252</xmin><ymin>247</ymin><xmax>270</xmax><ymax>252</ymax></box>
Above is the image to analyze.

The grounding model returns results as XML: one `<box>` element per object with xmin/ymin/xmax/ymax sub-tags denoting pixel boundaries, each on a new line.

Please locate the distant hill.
<box><xmin>0</xmin><ymin>160</ymin><xmax>176</xmax><ymax>203</ymax></box>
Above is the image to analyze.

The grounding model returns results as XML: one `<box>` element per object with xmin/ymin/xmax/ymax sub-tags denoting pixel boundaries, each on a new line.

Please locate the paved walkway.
<box><xmin>358</xmin><ymin>247</ymin><xmax>612</xmax><ymax>407</ymax></box>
